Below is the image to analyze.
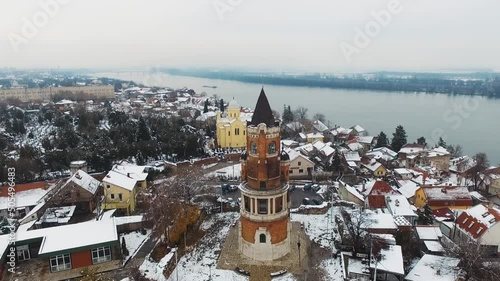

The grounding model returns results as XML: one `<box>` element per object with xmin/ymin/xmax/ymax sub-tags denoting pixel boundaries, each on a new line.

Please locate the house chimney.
<box><xmin>127</xmin><ymin>173</ymin><xmax>130</xmax><ymax>178</ymax></box>
<box><xmin>423</xmin><ymin>174</ymin><xmax>427</xmax><ymax>186</ymax></box>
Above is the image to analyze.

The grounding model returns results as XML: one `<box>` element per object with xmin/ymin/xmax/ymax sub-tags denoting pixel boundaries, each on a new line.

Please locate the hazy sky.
<box><xmin>1</xmin><ymin>0</ymin><xmax>499</xmax><ymax>72</ymax></box>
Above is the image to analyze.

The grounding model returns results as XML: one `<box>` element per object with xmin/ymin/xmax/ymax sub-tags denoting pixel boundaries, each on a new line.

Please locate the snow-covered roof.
<box><xmin>285</xmin><ymin>121</ymin><xmax>304</xmax><ymax>131</ymax></box>
<box><xmin>363</xmin><ymin>211</ymin><xmax>397</xmax><ymax>230</ymax></box>
<box><xmin>103</xmin><ymin>170</ymin><xmax>138</xmax><ymax>191</ymax></box>
<box><xmin>424</xmin><ymin>241</ymin><xmax>445</xmax><ymax>252</ymax></box>
<box><xmin>312</xmin><ymin>120</ymin><xmax>328</xmax><ymax>132</ymax></box>
<box><xmin>65</xmin><ymin>169</ymin><xmax>100</xmax><ymax>195</ymax></box>
<box><xmin>356</xmin><ymin>136</ymin><xmax>374</xmax><ymax>144</ymax></box>
<box><xmin>281</xmin><ymin>139</ymin><xmax>298</xmax><ymax>147</ymax></box>
<box><xmin>112</xmin><ymin>164</ymin><xmax>149</xmax><ymax>181</ymax></box>
<box><xmin>306</xmin><ymin>132</ymin><xmax>323</xmax><ymax>139</ymax></box>
<box><xmin>298</xmin><ymin>143</ymin><xmax>314</xmax><ymax>154</ymax></box>
<box><xmin>405</xmin><ymin>254</ymin><xmax>460</xmax><ymax>281</ymax></box>
<box><xmin>416</xmin><ymin>226</ymin><xmax>443</xmax><ymax>241</ymax></box>
<box><xmin>427</xmin><ymin>146</ymin><xmax>450</xmax><ymax>158</ymax></box>
<box><xmin>422</xmin><ymin>186</ymin><xmax>471</xmax><ymax>201</ymax></box>
<box><xmin>347</xmin><ymin>142</ymin><xmax>364</xmax><ymax>152</ymax></box>
<box><xmin>115</xmin><ymin>215</ymin><xmax>143</xmax><ymax>225</ymax></box>
<box><xmin>362</xmin><ymin>161</ymin><xmax>383</xmax><ymax>172</ymax></box>
<box><xmin>39</xmin><ymin>205</ymin><xmax>76</xmax><ymax>224</ymax></box>
<box><xmin>370</xmin><ymin>245</ymin><xmax>404</xmax><ymax>275</ymax></box>
<box><xmin>385</xmin><ymin>195</ymin><xmax>416</xmax><ymax>217</ymax></box>
<box><xmin>344</xmin><ymin>151</ymin><xmax>360</xmax><ymax>162</ymax></box>
<box><xmin>340</xmin><ymin>181</ymin><xmax>364</xmax><ymax>202</ymax></box>
<box><xmin>15</xmin><ymin>218</ymin><xmax>118</xmax><ymax>256</ymax></box>
<box><xmin>285</xmin><ymin>148</ymin><xmax>314</xmax><ymax>165</ymax></box>
<box><xmin>462</xmin><ymin>204</ymin><xmax>500</xmax><ymax>229</ymax></box>
<box><xmin>352</xmin><ymin>125</ymin><xmax>365</xmax><ymax>133</ymax></box>
<box><xmin>397</xmin><ymin>180</ymin><xmax>420</xmax><ymax>199</ymax></box>
<box><xmin>0</xmin><ymin>188</ymin><xmax>47</xmax><ymax>210</ymax></box>
<box><xmin>399</xmin><ymin>144</ymin><xmax>426</xmax><ymax>154</ymax></box>
<box><xmin>394</xmin><ymin>168</ymin><xmax>413</xmax><ymax>176</ymax></box>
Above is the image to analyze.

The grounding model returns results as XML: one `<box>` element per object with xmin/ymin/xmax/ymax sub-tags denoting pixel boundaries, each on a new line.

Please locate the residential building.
<box><xmin>424</xmin><ymin>146</ymin><xmax>451</xmax><ymax>172</ymax></box>
<box><xmin>0</xmin><ymin>85</ymin><xmax>115</xmax><ymax>102</ymax></box>
<box><xmin>101</xmin><ymin>164</ymin><xmax>149</xmax><ymax>215</ymax></box>
<box><xmin>398</xmin><ymin>143</ymin><xmax>426</xmax><ymax>168</ymax></box>
<box><xmin>454</xmin><ymin>204</ymin><xmax>500</xmax><ymax>254</ymax></box>
<box><xmin>366</xmin><ymin>180</ymin><xmax>398</xmax><ymax>208</ymax></box>
<box><xmin>414</xmin><ymin>186</ymin><xmax>473</xmax><ymax>210</ymax></box>
<box><xmin>285</xmin><ymin>148</ymin><xmax>314</xmax><ymax>179</ymax></box>
<box><xmin>0</xmin><ymin>219</ymin><xmax>120</xmax><ymax>280</ymax></box>
<box><xmin>0</xmin><ymin>187</ymin><xmax>47</xmax><ymax>218</ymax></box>
<box><xmin>479</xmin><ymin>167</ymin><xmax>500</xmax><ymax>195</ymax></box>
<box><xmin>216</xmin><ymin>98</ymin><xmax>248</xmax><ymax>148</ymax></box>
<box><xmin>305</xmin><ymin>132</ymin><xmax>324</xmax><ymax>143</ymax></box>
<box><xmin>338</xmin><ymin>181</ymin><xmax>365</xmax><ymax>206</ymax></box>
<box><xmin>52</xmin><ymin>170</ymin><xmax>102</xmax><ymax>213</ymax></box>
<box><xmin>361</xmin><ymin>160</ymin><xmax>387</xmax><ymax>177</ymax></box>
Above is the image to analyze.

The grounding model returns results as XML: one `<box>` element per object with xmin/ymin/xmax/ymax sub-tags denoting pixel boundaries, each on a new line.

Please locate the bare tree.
<box><xmin>144</xmin><ymin>167</ymin><xmax>205</xmax><ymax>244</ymax></box>
<box><xmin>447</xmin><ymin>144</ymin><xmax>463</xmax><ymax>158</ymax></box>
<box><xmin>313</xmin><ymin>113</ymin><xmax>325</xmax><ymax>123</ymax></box>
<box><xmin>340</xmin><ymin>207</ymin><xmax>373</xmax><ymax>253</ymax></box>
<box><xmin>445</xmin><ymin>239</ymin><xmax>500</xmax><ymax>281</ymax></box>
<box><xmin>294</xmin><ymin>106</ymin><xmax>308</xmax><ymax>121</ymax></box>
<box><xmin>466</xmin><ymin>153</ymin><xmax>490</xmax><ymax>190</ymax></box>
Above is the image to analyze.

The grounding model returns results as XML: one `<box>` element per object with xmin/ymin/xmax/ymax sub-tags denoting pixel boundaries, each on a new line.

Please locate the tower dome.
<box><xmin>228</xmin><ymin>98</ymin><xmax>240</xmax><ymax>109</ymax></box>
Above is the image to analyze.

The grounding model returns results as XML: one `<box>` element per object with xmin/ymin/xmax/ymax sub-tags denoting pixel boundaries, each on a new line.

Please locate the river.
<box><xmin>96</xmin><ymin>72</ymin><xmax>500</xmax><ymax>165</ymax></box>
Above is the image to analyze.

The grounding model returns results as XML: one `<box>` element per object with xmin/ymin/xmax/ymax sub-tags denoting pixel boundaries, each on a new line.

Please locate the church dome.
<box><xmin>228</xmin><ymin>98</ymin><xmax>240</xmax><ymax>109</ymax></box>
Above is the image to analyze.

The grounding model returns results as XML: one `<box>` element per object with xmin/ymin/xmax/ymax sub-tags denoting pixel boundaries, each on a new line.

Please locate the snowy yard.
<box><xmin>207</xmin><ymin>163</ymin><xmax>241</xmax><ymax>179</ymax></box>
<box><xmin>291</xmin><ymin>207</ymin><xmax>344</xmax><ymax>280</ymax></box>
<box><xmin>140</xmin><ymin>212</ymin><xmax>247</xmax><ymax>281</ymax></box>
<box><xmin>120</xmin><ymin>229</ymin><xmax>152</xmax><ymax>265</ymax></box>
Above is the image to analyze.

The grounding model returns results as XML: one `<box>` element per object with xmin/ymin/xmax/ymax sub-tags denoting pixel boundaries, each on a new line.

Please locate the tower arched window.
<box><xmin>259</xmin><ymin>234</ymin><xmax>266</xmax><ymax>243</ymax></box>
<box><xmin>268</xmin><ymin>142</ymin><xmax>276</xmax><ymax>154</ymax></box>
<box><xmin>250</xmin><ymin>142</ymin><xmax>257</xmax><ymax>154</ymax></box>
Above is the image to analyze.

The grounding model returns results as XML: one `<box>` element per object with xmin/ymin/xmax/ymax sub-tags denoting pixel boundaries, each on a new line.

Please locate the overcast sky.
<box><xmin>1</xmin><ymin>0</ymin><xmax>499</xmax><ymax>72</ymax></box>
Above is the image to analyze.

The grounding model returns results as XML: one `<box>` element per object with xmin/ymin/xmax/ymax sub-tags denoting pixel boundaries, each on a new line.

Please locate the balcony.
<box><xmin>239</xmin><ymin>182</ymin><xmax>289</xmax><ymax>197</ymax></box>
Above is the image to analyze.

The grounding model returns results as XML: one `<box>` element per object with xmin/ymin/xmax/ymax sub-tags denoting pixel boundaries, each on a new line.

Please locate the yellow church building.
<box><xmin>216</xmin><ymin>98</ymin><xmax>247</xmax><ymax>148</ymax></box>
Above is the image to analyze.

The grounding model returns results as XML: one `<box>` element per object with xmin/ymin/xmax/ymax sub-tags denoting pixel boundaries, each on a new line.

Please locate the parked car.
<box><xmin>312</xmin><ymin>198</ymin><xmax>322</xmax><ymax>205</ymax></box>
<box><xmin>312</xmin><ymin>184</ymin><xmax>321</xmax><ymax>192</ymax></box>
<box><xmin>302</xmin><ymin>197</ymin><xmax>310</xmax><ymax>205</ymax></box>
<box><xmin>303</xmin><ymin>183</ymin><xmax>312</xmax><ymax>191</ymax></box>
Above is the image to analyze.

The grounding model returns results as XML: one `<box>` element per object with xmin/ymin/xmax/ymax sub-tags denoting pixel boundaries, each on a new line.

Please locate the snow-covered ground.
<box><xmin>140</xmin><ymin>212</ymin><xmax>247</xmax><ymax>281</ymax></box>
<box><xmin>120</xmin><ymin>229</ymin><xmax>152</xmax><ymax>265</ymax></box>
<box><xmin>207</xmin><ymin>164</ymin><xmax>241</xmax><ymax>179</ymax></box>
<box><xmin>291</xmin><ymin>207</ymin><xmax>344</xmax><ymax>280</ymax></box>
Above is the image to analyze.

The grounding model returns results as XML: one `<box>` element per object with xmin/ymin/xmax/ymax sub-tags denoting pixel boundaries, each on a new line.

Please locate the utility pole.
<box><xmin>220</xmin><ymin>184</ymin><xmax>223</xmax><ymax>213</ymax></box>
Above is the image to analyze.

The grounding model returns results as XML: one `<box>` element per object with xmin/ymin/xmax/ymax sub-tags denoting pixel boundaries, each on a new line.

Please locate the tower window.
<box><xmin>260</xmin><ymin>233</ymin><xmax>266</xmax><ymax>243</ymax></box>
<box><xmin>275</xmin><ymin>196</ymin><xmax>283</xmax><ymax>213</ymax></box>
<box><xmin>228</xmin><ymin>131</ymin><xmax>230</xmax><ymax>136</ymax></box>
<box><xmin>244</xmin><ymin>196</ymin><xmax>250</xmax><ymax>212</ymax></box>
<box><xmin>258</xmin><ymin>199</ymin><xmax>267</xmax><ymax>214</ymax></box>
<box><xmin>235</xmin><ymin>128</ymin><xmax>240</xmax><ymax>135</ymax></box>
<box><xmin>250</xmin><ymin>142</ymin><xmax>257</xmax><ymax>154</ymax></box>
<box><xmin>269</xmin><ymin>142</ymin><xmax>276</xmax><ymax>154</ymax></box>
<box><xmin>260</xmin><ymin>181</ymin><xmax>266</xmax><ymax>189</ymax></box>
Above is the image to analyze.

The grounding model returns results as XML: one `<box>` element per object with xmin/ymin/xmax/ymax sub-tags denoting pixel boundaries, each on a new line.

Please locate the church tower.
<box><xmin>239</xmin><ymin>88</ymin><xmax>291</xmax><ymax>261</ymax></box>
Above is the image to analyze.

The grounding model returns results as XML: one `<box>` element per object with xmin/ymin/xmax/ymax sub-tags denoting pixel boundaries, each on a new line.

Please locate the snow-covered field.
<box><xmin>120</xmin><ymin>229</ymin><xmax>151</xmax><ymax>265</ymax></box>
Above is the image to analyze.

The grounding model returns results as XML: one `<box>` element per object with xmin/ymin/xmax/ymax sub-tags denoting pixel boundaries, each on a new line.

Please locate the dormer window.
<box><xmin>468</xmin><ymin>222</ymin><xmax>474</xmax><ymax>229</ymax></box>
<box><xmin>482</xmin><ymin>212</ymin><xmax>489</xmax><ymax>218</ymax></box>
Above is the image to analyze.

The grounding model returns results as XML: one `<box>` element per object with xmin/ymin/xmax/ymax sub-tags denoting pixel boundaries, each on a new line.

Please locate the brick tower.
<box><xmin>238</xmin><ymin>88</ymin><xmax>291</xmax><ymax>261</ymax></box>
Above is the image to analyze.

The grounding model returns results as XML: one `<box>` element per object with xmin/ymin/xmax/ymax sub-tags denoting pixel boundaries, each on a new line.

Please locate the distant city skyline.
<box><xmin>1</xmin><ymin>0</ymin><xmax>499</xmax><ymax>73</ymax></box>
